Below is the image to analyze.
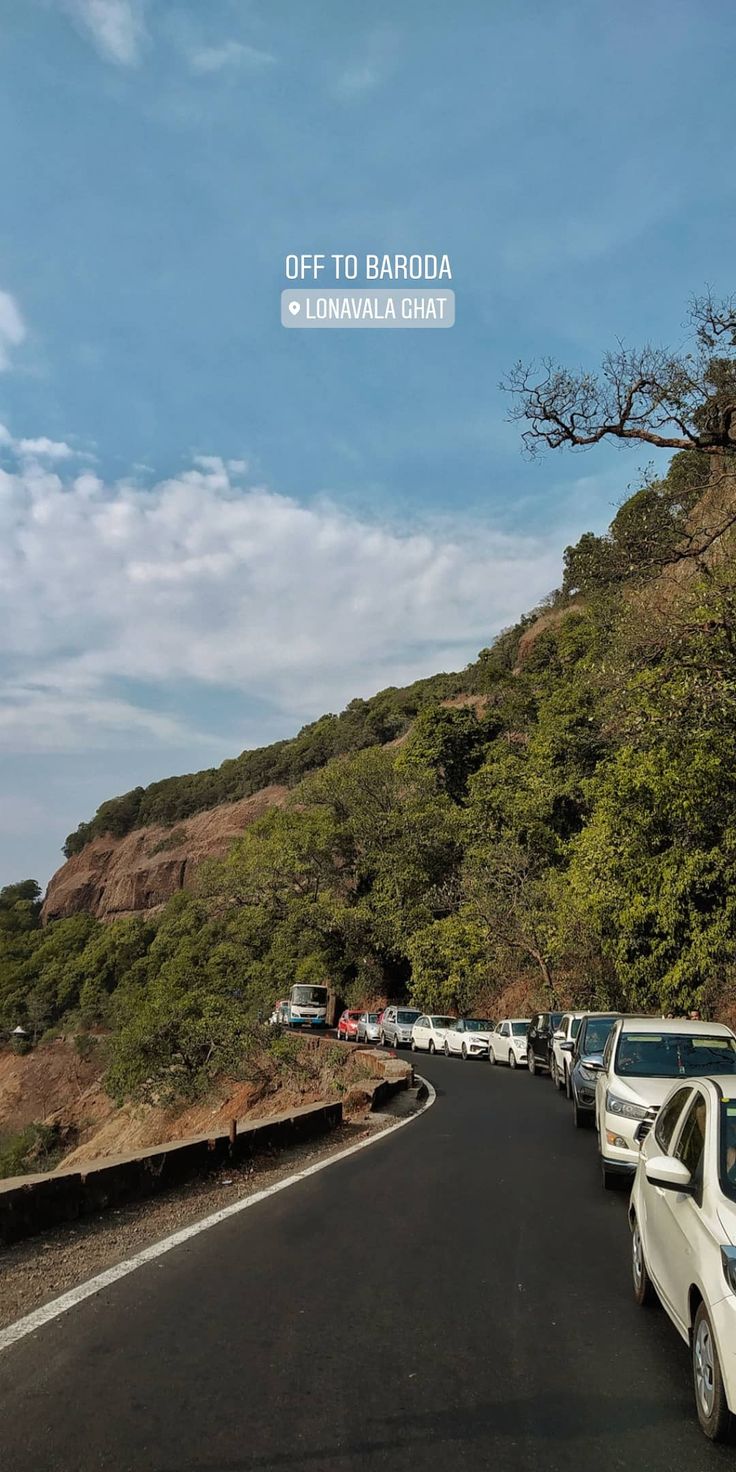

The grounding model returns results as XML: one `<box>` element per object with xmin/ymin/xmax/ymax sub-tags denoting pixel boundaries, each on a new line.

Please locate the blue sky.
<box><xmin>2</xmin><ymin>0</ymin><xmax>736</xmax><ymax>887</ymax></box>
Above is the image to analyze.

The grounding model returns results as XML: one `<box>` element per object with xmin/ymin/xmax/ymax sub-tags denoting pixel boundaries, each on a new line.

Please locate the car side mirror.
<box><xmin>560</xmin><ymin>1040</ymin><xmax>573</xmax><ymax>1052</ymax></box>
<box><xmin>645</xmin><ymin>1156</ymin><xmax>695</xmax><ymax>1195</ymax></box>
<box><xmin>584</xmin><ymin>1056</ymin><xmax>604</xmax><ymax>1070</ymax></box>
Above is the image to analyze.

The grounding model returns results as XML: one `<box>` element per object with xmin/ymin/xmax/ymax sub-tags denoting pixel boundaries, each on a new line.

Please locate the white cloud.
<box><xmin>189</xmin><ymin>40</ymin><xmax>275</xmax><ymax>75</ymax></box>
<box><xmin>0</xmin><ymin>424</ymin><xmax>80</xmax><ymax>462</ymax></box>
<box><xmin>0</xmin><ymin>446</ymin><xmax>566</xmax><ymax>755</ymax></box>
<box><xmin>0</xmin><ymin>290</ymin><xmax>26</xmax><ymax>371</ymax></box>
<box><xmin>334</xmin><ymin>26</ymin><xmax>399</xmax><ymax>100</ymax></box>
<box><xmin>62</xmin><ymin>0</ymin><xmax>147</xmax><ymax>66</ymax></box>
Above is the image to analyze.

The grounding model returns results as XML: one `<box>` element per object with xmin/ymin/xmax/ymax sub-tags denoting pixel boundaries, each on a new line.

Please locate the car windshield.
<box><xmin>550</xmin><ymin>1013</ymin><xmax>563</xmax><ymax>1028</ymax></box>
<box><xmin>431</xmin><ymin>1016</ymin><xmax>454</xmax><ymax>1027</ymax></box>
<box><xmin>397</xmin><ymin>1009</ymin><xmax>421</xmax><ymax>1024</ymax></box>
<box><xmin>511</xmin><ymin>1022</ymin><xmax>529</xmax><ymax>1036</ymax></box>
<box><xmin>616</xmin><ymin>1033</ymin><xmax>736</xmax><ymax>1078</ymax></box>
<box><xmin>720</xmin><ymin>1101</ymin><xmax>736</xmax><ymax>1202</ymax></box>
<box><xmin>348</xmin><ymin>1011</ymin><xmax>361</xmax><ymax>1019</ymax></box>
<box><xmin>580</xmin><ymin>1017</ymin><xmax>617</xmax><ymax>1055</ymax></box>
<box><xmin>291</xmin><ymin>986</ymin><xmax>328</xmax><ymax>1006</ymax></box>
<box><xmin>366</xmin><ymin>1013</ymin><xmax>378</xmax><ymax>1023</ymax></box>
<box><xmin>464</xmin><ymin>1019</ymin><xmax>492</xmax><ymax>1031</ymax></box>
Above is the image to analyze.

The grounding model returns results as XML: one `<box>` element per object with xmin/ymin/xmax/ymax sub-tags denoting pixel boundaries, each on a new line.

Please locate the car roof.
<box><xmin>617</xmin><ymin>1017</ymin><xmax>735</xmax><ymax>1036</ymax></box>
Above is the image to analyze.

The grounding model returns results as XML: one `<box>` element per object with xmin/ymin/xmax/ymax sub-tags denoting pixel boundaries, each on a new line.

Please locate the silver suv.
<box><xmin>380</xmin><ymin>1006</ymin><xmax>422</xmax><ymax>1049</ymax></box>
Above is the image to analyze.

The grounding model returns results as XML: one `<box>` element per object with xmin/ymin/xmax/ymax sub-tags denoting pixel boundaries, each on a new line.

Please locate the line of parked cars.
<box><xmin>339</xmin><ymin>998</ymin><xmax>736</xmax><ymax>1441</ymax></box>
<box><xmin>496</xmin><ymin>1005</ymin><xmax>736</xmax><ymax>1443</ymax></box>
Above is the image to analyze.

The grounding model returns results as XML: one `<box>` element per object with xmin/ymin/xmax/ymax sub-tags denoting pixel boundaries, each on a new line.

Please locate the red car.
<box><xmin>337</xmin><ymin>1009</ymin><xmax>362</xmax><ymax>1041</ymax></box>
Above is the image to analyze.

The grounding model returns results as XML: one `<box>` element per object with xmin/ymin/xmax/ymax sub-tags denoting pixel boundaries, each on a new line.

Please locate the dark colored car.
<box><xmin>569</xmin><ymin>1012</ymin><xmax>620</xmax><ymax>1127</ymax></box>
<box><xmin>527</xmin><ymin>1012</ymin><xmax>563</xmax><ymax>1076</ymax></box>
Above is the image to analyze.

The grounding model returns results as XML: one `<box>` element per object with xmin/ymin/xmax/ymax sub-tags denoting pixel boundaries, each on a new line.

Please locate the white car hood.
<box><xmin>609</xmin><ymin>1076</ymin><xmax>682</xmax><ymax>1109</ymax></box>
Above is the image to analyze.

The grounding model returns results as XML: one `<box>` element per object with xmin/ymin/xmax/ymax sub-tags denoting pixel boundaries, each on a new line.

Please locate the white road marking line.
<box><xmin>0</xmin><ymin>1076</ymin><xmax>436</xmax><ymax>1355</ymax></box>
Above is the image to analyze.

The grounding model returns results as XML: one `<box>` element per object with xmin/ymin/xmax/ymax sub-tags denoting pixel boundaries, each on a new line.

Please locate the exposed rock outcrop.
<box><xmin>41</xmin><ymin>785</ymin><xmax>288</xmax><ymax>923</ymax></box>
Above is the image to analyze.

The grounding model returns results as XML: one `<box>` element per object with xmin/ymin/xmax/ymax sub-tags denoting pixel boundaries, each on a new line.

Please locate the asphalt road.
<box><xmin>0</xmin><ymin>1053</ymin><xmax>730</xmax><ymax>1471</ymax></box>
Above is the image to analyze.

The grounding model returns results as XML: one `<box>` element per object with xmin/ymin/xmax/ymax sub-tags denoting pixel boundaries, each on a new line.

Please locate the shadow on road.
<box><xmin>155</xmin><ymin>1388</ymin><xmax>696</xmax><ymax>1471</ymax></box>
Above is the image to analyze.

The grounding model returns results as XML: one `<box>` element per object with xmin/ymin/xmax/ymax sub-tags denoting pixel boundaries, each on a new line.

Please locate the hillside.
<box><xmin>4</xmin><ymin>445</ymin><xmax>736</xmax><ymax>1125</ymax></box>
<box><xmin>42</xmin><ymin>786</ymin><xmax>289</xmax><ymax>923</ymax></box>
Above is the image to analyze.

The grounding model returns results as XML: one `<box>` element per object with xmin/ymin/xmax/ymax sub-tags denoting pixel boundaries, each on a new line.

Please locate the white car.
<box><xmin>410</xmin><ymin>1014</ymin><xmax>455</xmax><ymax>1053</ymax></box>
<box><xmin>488</xmin><ymin>1019</ymin><xmax>529</xmax><ymax>1069</ymax></box>
<box><xmin>444</xmin><ymin>1017</ymin><xmax>494</xmax><ymax>1060</ymax></box>
<box><xmin>595</xmin><ymin>1017</ymin><xmax>736</xmax><ymax>1190</ymax></box>
<box><xmin>630</xmin><ymin>1073</ymin><xmax>736</xmax><ymax>1440</ymax></box>
<box><xmin>551</xmin><ymin>1012</ymin><xmax>586</xmax><ymax>1091</ymax></box>
<box><xmin>356</xmin><ymin>1011</ymin><xmax>381</xmax><ymax>1043</ymax></box>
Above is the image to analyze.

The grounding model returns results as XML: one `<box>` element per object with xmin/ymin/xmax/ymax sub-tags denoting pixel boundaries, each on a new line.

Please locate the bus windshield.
<box><xmin>291</xmin><ymin>986</ymin><xmax>328</xmax><ymax>1006</ymax></box>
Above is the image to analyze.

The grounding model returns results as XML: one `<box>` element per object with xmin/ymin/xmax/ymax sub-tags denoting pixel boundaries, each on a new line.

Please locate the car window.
<box><xmin>616</xmin><ymin>1032</ymin><xmax>736</xmax><ymax>1078</ymax></box>
<box><xmin>654</xmin><ymin>1086</ymin><xmax>693</xmax><ymax>1152</ymax></box>
<box><xmin>674</xmin><ymin>1093</ymin><xmax>706</xmax><ymax>1182</ymax></box>
<box><xmin>500</xmin><ymin>1022</ymin><xmax>509</xmax><ymax>1036</ymax></box>
<box><xmin>570</xmin><ymin>1017</ymin><xmax>582</xmax><ymax>1039</ymax></box>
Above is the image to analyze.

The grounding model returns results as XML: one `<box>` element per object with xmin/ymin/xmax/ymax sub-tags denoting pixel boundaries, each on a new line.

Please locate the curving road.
<box><xmin>0</xmin><ymin>1054</ymin><xmax>723</xmax><ymax>1470</ymax></box>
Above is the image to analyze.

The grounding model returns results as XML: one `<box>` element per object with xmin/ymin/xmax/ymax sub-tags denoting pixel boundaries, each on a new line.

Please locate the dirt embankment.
<box><xmin>0</xmin><ymin>1034</ymin><xmax>388</xmax><ymax>1174</ymax></box>
<box><xmin>41</xmin><ymin>785</ymin><xmax>289</xmax><ymax>923</ymax></box>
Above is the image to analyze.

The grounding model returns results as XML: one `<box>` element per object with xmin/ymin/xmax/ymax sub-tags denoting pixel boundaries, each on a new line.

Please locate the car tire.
<box><xmin>380</xmin><ymin>1031</ymin><xmax>386</xmax><ymax>1047</ymax></box>
<box><xmin>565</xmin><ymin>1067</ymin><xmax>572</xmax><ymax>1101</ymax></box>
<box><xmin>462</xmin><ymin>1043</ymin><xmax>468</xmax><ymax>1060</ymax></box>
<box><xmin>444</xmin><ymin>1041</ymin><xmax>450</xmax><ymax>1057</ymax></box>
<box><xmin>488</xmin><ymin>1046</ymin><xmax>495</xmax><ymax>1064</ymax></box>
<box><xmin>528</xmin><ymin>1051</ymin><xmax>536</xmax><ymax>1076</ymax></box>
<box><xmin>601</xmin><ymin>1158</ymin><xmax>617</xmax><ymax>1190</ymax></box>
<box><xmin>411</xmin><ymin>1039</ymin><xmax>417</xmax><ymax>1051</ymax></box>
<box><xmin>693</xmin><ymin>1301</ymin><xmax>731</xmax><ymax>1441</ymax></box>
<box><xmin>429</xmin><ymin>1041</ymin><xmax>435</xmax><ymax>1054</ymax></box>
<box><xmin>631</xmin><ymin>1217</ymin><xmax>655</xmax><ymax>1307</ymax></box>
<box><xmin>573</xmin><ymin>1095</ymin><xmax>588</xmax><ymax>1129</ymax></box>
<box><xmin>508</xmin><ymin>1051</ymin><xmax>516</xmax><ymax>1069</ymax></box>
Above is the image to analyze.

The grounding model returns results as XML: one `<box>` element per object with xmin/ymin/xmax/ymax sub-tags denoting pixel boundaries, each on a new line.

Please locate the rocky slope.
<box><xmin>41</xmin><ymin>784</ymin><xmax>288</xmax><ymax>923</ymax></box>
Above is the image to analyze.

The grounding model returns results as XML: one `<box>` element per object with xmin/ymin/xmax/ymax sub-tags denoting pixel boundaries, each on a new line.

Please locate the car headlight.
<box><xmin>606</xmin><ymin>1091</ymin><xmax>649</xmax><ymax>1121</ymax></box>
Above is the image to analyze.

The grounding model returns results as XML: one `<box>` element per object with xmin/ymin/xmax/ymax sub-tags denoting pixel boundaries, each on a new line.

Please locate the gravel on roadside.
<box><xmin>0</xmin><ymin>1109</ymin><xmax>405</xmax><ymax>1332</ymax></box>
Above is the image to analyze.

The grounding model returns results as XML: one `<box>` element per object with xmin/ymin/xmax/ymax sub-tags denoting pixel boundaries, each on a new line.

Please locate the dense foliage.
<box><xmin>5</xmin><ymin>448</ymin><xmax>736</xmax><ymax>1102</ymax></box>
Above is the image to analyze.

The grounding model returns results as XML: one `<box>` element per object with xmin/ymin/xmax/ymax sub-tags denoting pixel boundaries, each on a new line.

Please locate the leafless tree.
<box><xmin>503</xmin><ymin>291</ymin><xmax>736</xmax><ymax>459</ymax></box>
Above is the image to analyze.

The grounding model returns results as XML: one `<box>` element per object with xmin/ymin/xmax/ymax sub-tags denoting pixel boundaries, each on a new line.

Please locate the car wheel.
<box><xmin>601</xmin><ymin>1157</ymin><xmax>617</xmax><ymax>1190</ymax></box>
<box><xmin>488</xmin><ymin>1046</ymin><xmax>495</xmax><ymax>1064</ymax></box>
<box><xmin>380</xmin><ymin>1031</ymin><xmax>386</xmax><ymax>1047</ymax></box>
<box><xmin>429</xmin><ymin>1040</ymin><xmax>435</xmax><ymax>1054</ymax></box>
<box><xmin>631</xmin><ymin>1217</ymin><xmax>655</xmax><ymax>1307</ymax></box>
<box><xmin>565</xmin><ymin>1067</ymin><xmax>572</xmax><ymax>1101</ymax></box>
<box><xmin>693</xmin><ymin>1302</ymin><xmax>732</xmax><ymax>1441</ymax></box>
<box><xmin>461</xmin><ymin>1043</ymin><xmax>468</xmax><ymax>1060</ymax></box>
<box><xmin>444</xmin><ymin>1041</ymin><xmax>450</xmax><ymax>1057</ymax></box>
<box><xmin>411</xmin><ymin>1038</ymin><xmax>417</xmax><ymax>1051</ymax></box>
<box><xmin>528</xmin><ymin>1051</ymin><xmax>536</xmax><ymax>1076</ymax></box>
<box><xmin>508</xmin><ymin>1050</ymin><xmax>516</xmax><ymax>1069</ymax></box>
<box><xmin>573</xmin><ymin>1095</ymin><xmax>588</xmax><ymax>1129</ymax></box>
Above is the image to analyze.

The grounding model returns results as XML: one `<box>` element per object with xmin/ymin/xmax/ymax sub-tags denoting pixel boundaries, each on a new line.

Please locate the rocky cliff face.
<box><xmin>41</xmin><ymin>784</ymin><xmax>288</xmax><ymax>923</ymax></box>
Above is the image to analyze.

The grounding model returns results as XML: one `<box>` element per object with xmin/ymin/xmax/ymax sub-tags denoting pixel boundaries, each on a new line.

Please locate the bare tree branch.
<box><xmin>503</xmin><ymin>294</ymin><xmax>736</xmax><ymax>459</ymax></box>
